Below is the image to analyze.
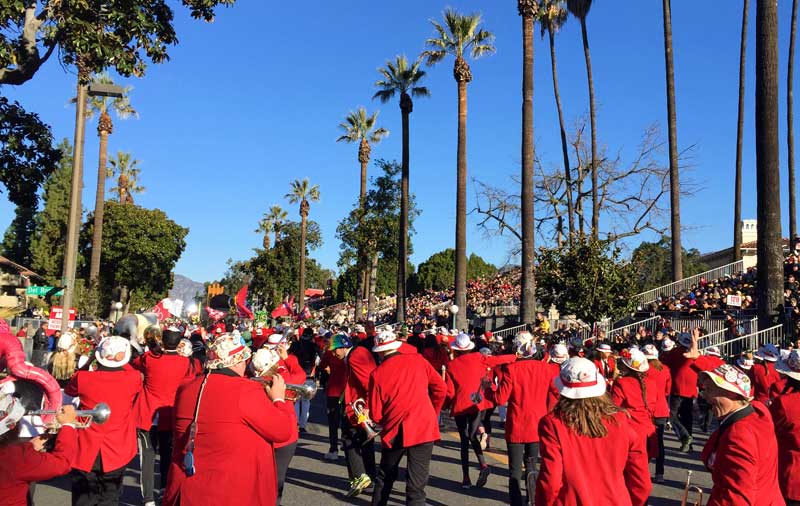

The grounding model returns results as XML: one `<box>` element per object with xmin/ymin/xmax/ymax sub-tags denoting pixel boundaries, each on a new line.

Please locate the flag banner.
<box><xmin>151</xmin><ymin>300</ymin><xmax>170</xmax><ymax>321</ymax></box>
<box><xmin>205</xmin><ymin>306</ymin><xmax>227</xmax><ymax>322</ymax></box>
<box><xmin>235</xmin><ymin>285</ymin><xmax>255</xmax><ymax>319</ymax></box>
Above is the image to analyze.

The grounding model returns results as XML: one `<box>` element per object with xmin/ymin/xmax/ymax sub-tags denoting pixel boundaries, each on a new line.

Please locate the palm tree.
<box><xmin>518</xmin><ymin>0</ymin><xmax>539</xmax><ymax>326</ymax></box>
<box><xmin>755</xmin><ymin>0</ymin><xmax>783</xmax><ymax>330</ymax></box>
<box><xmin>336</xmin><ymin>107</ymin><xmax>388</xmax><ymax>320</ymax></box>
<box><xmin>107</xmin><ymin>152</ymin><xmax>144</xmax><ymax>204</ymax></box>
<box><xmin>82</xmin><ymin>73</ymin><xmax>137</xmax><ymax>281</ymax></box>
<box><xmin>566</xmin><ymin>0</ymin><xmax>598</xmax><ymax>240</ymax></box>
<box><xmin>423</xmin><ymin>9</ymin><xmax>495</xmax><ymax>330</ymax></box>
<box><xmin>256</xmin><ymin>205</ymin><xmax>288</xmax><ymax>249</ymax></box>
<box><xmin>734</xmin><ymin>0</ymin><xmax>750</xmax><ymax>262</ymax></box>
<box><xmin>539</xmin><ymin>0</ymin><xmax>573</xmax><ymax>244</ymax></box>
<box><xmin>661</xmin><ymin>0</ymin><xmax>683</xmax><ymax>281</ymax></box>
<box><xmin>374</xmin><ymin>55</ymin><xmax>430</xmax><ymax>324</ymax></box>
<box><xmin>789</xmin><ymin>0</ymin><xmax>798</xmax><ymax>245</ymax></box>
<box><xmin>285</xmin><ymin>178</ymin><xmax>320</xmax><ymax>311</ymax></box>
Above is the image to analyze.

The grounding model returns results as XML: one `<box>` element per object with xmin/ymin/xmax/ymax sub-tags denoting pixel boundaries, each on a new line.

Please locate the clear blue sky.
<box><xmin>2</xmin><ymin>1</ymin><xmax>798</xmax><ymax>283</ymax></box>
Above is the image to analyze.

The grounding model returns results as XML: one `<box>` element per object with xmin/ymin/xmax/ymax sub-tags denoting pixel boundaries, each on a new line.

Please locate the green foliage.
<box><xmin>79</xmin><ymin>200</ymin><xmax>188</xmax><ymax>312</ymax></box>
<box><xmin>422</xmin><ymin>9</ymin><xmax>496</xmax><ymax>64</ymax></box>
<box><xmin>336</xmin><ymin>107</ymin><xmax>389</xmax><ymax>145</ymax></box>
<box><xmin>336</xmin><ymin>258</ymin><xmax>415</xmax><ymax>302</ymax></box>
<box><xmin>630</xmin><ymin>236</ymin><xmax>709</xmax><ymax>292</ymax></box>
<box><xmin>2</xmin><ymin>205</ymin><xmax>35</xmax><ymax>265</ymax></box>
<box><xmin>415</xmin><ymin>249</ymin><xmax>497</xmax><ymax>292</ymax></box>
<box><xmin>536</xmin><ymin>239</ymin><xmax>637</xmax><ymax>323</ymax></box>
<box><xmin>373</xmin><ymin>55</ymin><xmax>431</xmax><ymax>103</ymax></box>
<box><xmin>84</xmin><ymin>73</ymin><xmax>137</xmax><ymax>121</ymax></box>
<box><xmin>30</xmin><ymin>140</ymin><xmax>74</xmax><ymax>284</ymax></box>
<box><xmin>0</xmin><ymin>97</ymin><xmax>60</xmax><ymax>206</ymax></box>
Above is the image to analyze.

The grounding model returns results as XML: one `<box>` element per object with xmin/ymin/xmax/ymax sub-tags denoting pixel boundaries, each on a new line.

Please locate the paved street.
<box><xmin>34</xmin><ymin>396</ymin><xmax>712</xmax><ymax>505</ymax></box>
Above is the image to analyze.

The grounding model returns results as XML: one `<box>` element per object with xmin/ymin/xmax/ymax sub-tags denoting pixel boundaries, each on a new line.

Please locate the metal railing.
<box><xmin>696</xmin><ymin>318</ymin><xmax>757</xmax><ymax>349</ymax></box>
<box><xmin>606</xmin><ymin>315</ymin><xmax>661</xmax><ymax>338</ymax></box>
<box><xmin>491</xmin><ymin>324</ymin><xmax>528</xmax><ymax>340</ymax></box>
<box><xmin>634</xmin><ymin>259</ymin><xmax>745</xmax><ymax>306</ymax></box>
<box><xmin>701</xmin><ymin>324</ymin><xmax>783</xmax><ymax>358</ymax></box>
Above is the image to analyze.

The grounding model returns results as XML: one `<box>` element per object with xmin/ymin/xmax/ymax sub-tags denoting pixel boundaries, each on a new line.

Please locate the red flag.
<box><xmin>205</xmin><ymin>306</ymin><xmax>227</xmax><ymax>322</ymax></box>
<box><xmin>295</xmin><ymin>305</ymin><xmax>312</xmax><ymax>321</ymax></box>
<box><xmin>235</xmin><ymin>285</ymin><xmax>255</xmax><ymax>319</ymax></box>
<box><xmin>270</xmin><ymin>296</ymin><xmax>295</xmax><ymax>319</ymax></box>
<box><xmin>151</xmin><ymin>299</ymin><xmax>170</xmax><ymax>321</ymax></box>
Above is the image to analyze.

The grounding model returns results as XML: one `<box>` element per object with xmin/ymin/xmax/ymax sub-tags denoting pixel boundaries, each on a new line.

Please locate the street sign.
<box><xmin>26</xmin><ymin>286</ymin><xmax>63</xmax><ymax>297</ymax></box>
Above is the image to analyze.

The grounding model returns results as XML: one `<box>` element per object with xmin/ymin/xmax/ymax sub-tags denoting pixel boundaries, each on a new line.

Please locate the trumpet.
<box><xmin>680</xmin><ymin>470</ymin><xmax>704</xmax><ymax>506</ymax></box>
<box><xmin>351</xmin><ymin>398</ymin><xmax>382</xmax><ymax>442</ymax></box>
<box><xmin>28</xmin><ymin>403</ymin><xmax>111</xmax><ymax>428</ymax></box>
<box><xmin>252</xmin><ymin>378</ymin><xmax>319</xmax><ymax>401</ymax></box>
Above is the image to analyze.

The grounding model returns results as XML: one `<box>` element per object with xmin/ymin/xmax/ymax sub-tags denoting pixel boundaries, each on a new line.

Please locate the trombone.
<box><xmin>681</xmin><ymin>470</ymin><xmax>704</xmax><ymax>506</ymax></box>
<box><xmin>28</xmin><ymin>403</ymin><xmax>111</xmax><ymax>429</ymax></box>
<box><xmin>351</xmin><ymin>398</ymin><xmax>382</xmax><ymax>442</ymax></box>
<box><xmin>251</xmin><ymin>377</ymin><xmax>318</xmax><ymax>401</ymax></box>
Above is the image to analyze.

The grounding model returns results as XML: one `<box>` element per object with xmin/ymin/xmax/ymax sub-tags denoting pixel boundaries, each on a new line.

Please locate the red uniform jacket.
<box><xmin>275</xmin><ymin>354</ymin><xmax>307</xmax><ymax>449</ymax></box>
<box><xmin>535</xmin><ymin>411</ymin><xmax>651</xmax><ymax>506</ymax></box>
<box><xmin>494</xmin><ymin>359</ymin><xmax>552</xmax><ymax>443</ymax></box>
<box><xmin>0</xmin><ymin>425</ymin><xmax>76</xmax><ymax>506</ymax></box>
<box><xmin>645</xmin><ymin>364</ymin><xmax>672</xmax><ymax>419</ymax></box>
<box><xmin>610</xmin><ymin>375</ymin><xmax>659</xmax><ymax>457</ymax></box>
<box><xmin>164</xmin><ymin>370</ymin><xmax>296</xmax><ymax>506</ymax></box>
<box><xmin>131</xmin><ymin>351</ymin><xmax>194</xmax><ymax>431</ymax></box>
<box><xmin>701</xmin><ymin>402</ymin><xmax>784</xmax><ymax>506</ymax></box>
<box><xmin>593</xmin><ymin>356</ymin><xmax>617</xmax><ymax>381</ymax></box>
<box><xmin>545</xmin><ymin>361</ymin><xmax>562</xmax><ymax>411</ymax></box>
<box><xmin>64</xmin><ymin>366</ymin><xmax>142</xmax><ymax>472</ymax></box>
<box><xmin>691</xmin><ymin>354</ymin><xmax>725</xmax><ymax>373</ymax></box>
<box><xmin>421</xmin><ymin>346</ymin><xmax>450</xmax><ymax>376</ymax></box>
<box><xmin>319</xmin><ymin>350</ymin><xmax>347</xmax><ymax>398</ymax></box>
<box><xmin>770</xmin><ymin>390</ymin><xmax>800</xmax><ymax>501</ymax></box>
<box><xmin>750</xmin><ymin>362</ymin><xmax>783</xmax><ymax>404</ymax></box>
<box><xmin>343</xmin><ymin>345</ymin><xmax>377</xmax><ymax>424</ymax></box>
<box><xmin>398</xmin><ymin>342</ymin><xmax>418</xmax><ymax>354</ymax></box>
<box><xmin>660</xmin><ymin>347</ymin><xmax>698</xmax><ymax>398</ymax></box>
<box><xmin>445</xmin><ymin>353</ymin><xmax>515</xmax><ymax>416</ymax></box>
<box><xmin>368</xmin><ymin>352</ymin><xmax>446</xmax><ymax>449</ymax></box>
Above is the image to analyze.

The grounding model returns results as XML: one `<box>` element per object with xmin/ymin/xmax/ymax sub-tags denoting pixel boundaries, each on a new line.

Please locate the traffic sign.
<box><xmin>25</xmin><ymin>286</ymin><xmax>63</xmax><ymax>297</ymax></box>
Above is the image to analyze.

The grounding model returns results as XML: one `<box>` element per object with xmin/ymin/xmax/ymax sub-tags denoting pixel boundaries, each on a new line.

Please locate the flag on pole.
<box><xmin>235</xmin><ymin>285</ymin><xmax>255</xmax><ymax>319</ymax></box>
<box><xmin>271</xmin><ymin>296</ymin><xmax>295</xmax><ymax>319</ymax></box>
<box><xmin>151</xmin><ymin>299</ymin><xmax>170</xmax><ymax>321</ymax></box>
<box><xmin>205</xmin><ymin>306</ymin><xmax>227</xmax><ymax>322</ymax></box>
<box><xmin>295</xmin><ymin>305</ymin><xmax>312</xmax><ymax>321</ymax></box>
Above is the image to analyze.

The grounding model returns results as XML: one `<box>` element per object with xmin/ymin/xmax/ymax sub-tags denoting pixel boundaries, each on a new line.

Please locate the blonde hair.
<box><xmin>52</xmin><ymin>351</ymin><xmax>76</xmax><ymax>380</ymax></box>
<box><xmin>553</xmin><ymin>395</ymin><xmax>620</xmax><ymax>438</ymax></box>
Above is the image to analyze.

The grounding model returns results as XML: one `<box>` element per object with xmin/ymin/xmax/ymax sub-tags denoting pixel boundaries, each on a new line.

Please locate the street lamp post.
<box><xmin>60</xmin><ymin>76</ymin><xmax>125</xmax><ymax>333</ymax></box>
<box><xmin>449</xmin><ymin>304</ymin><xmax>459</xmax><ymax>332</ymax></box>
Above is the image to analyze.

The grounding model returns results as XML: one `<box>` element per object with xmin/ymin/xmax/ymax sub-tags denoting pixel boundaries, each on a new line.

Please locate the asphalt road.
<box><xmin>34</xmin><ymin>396</ymin><xmax>712</xmax><ymax>505</ymax></box>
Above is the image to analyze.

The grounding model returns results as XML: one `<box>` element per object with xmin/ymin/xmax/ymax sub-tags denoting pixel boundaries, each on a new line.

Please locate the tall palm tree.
<box><xmin>789</xmin><ymin>0</ymin><xmax>798</xmax><ymax>245</ymax></box>
<box><xmin>374</xmin><ymin>55</ymin><xmax>430</xmax><ymax>324</ymax></box>
<box><xmin>566</xmin><ymin>0</ymin><xmax>598</xmax><ymax>240</ymax></box>
<box><xmin>519</xmin><ymin>0</ymin><xmax>539</xmax><ymax>326</ymax></box>
<box><xmin>755</xmin><ymin>0</ymin><xmax>783</xmax><ymax>330</ymax></box>
<box><xmin>256</xmin><ymin>205</ymin><xmax>288</xmax><ymax>249</ymax></box>
<box><xmin>107</xmin><ymin>152</ymin><xmax>144</xmax><ymax>204</ymax></box>
<box><xmin>734</xmin><ymin>0</ymin><xmax>750</xmax><ymax>262</ymax></box>
<box><xmin>539</xmin><ymin>0</ymin><xmax>573</xmax><ymax>244</ymax></box>
<box><xmin>662</xmin><ymin>0</ymin><xmax>683</xmax><ymax>281</ymax></box>
<box><xmin>423</xmin><ymin>9</ymin><xmax>495</xmax><ymax>331</ymax></box>
<box><xmin>82</xmin><ymin>73</ymin><xmax>136</xmax><ymax>281</ymax></box>
<box><xmin>336</xmin><ymin>107</ymin><xmax>388</xmax><ymax>320</ymax></box>
<box><xmin>285</xmin><ymin>178</ymin><xmax>320</xmax><ymax>311</ymax></box>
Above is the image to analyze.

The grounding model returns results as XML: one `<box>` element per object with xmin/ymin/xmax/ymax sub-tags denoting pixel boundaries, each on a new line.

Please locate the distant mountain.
<box><xmin>170</xmin><ymin>274</ymin><xmax>205</xmax><ymax>304</ymax></box>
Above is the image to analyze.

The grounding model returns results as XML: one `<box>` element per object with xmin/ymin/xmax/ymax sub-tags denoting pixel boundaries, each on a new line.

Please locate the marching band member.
<box><xmin>65</xmin><ymin>335</ymin><xmax>142</xmax><ymax>506</ymax></box>
<box><xmin>772</xmin><ymin>349</ymin><xmax>800</xmax><ymax>504</ymax></box>
<box><xmin>642</xmin><ymin>344</ymin><xmax>671</xmax><ymax>483</ymax></box>
<box><xmin>0</xmin><ymin>397</ymin><xmax>78</xmax><ymax>506</ymax></box>
<box><xmin>546</xmin><ymin>343</ymin><xmax>569</xmax><ymax>410</ymax></box>
<box><xmin>368</xmin><ymin>330</ymin><xmax>447</xmax><ymax>506</ymax></box>
<box><xmin>698</xmin><ymin>364</ymin><xmax>783</xmax><ymax>505</ymax></box>
<box><xmin>131</xmin><ymin>326</ymin><xmax>194</xmax><ymax>506</ymax></box>
<box><xmin>535</xmin><ymin>357</ymin><xmax>651</xmax><ymax>506</ymax></box>
<box><xmin>289</xmin><ymin>327</ymin><xmax>319</xmax><ymax>433</ymax></box>
<box><xmin>660</xmin><ymin>331</ymin><xmax>698</xmax><ymax>451</ymax></box>
<box><xmin>610</xmin><ymin>348</ymin><xmax>659</xmax><ymax>466</ymax></box>
<box><xmin>492</xmin><ymin>332</ymin><xmax>553</xmax><ymax>506</ymax></box>
<box><xmin>690</xmin><ymin>345</ymin><xmax>725</xmax><ymax>432</ymax></box>
<box><xmin>164</xmin><ymin>333</ymin><xmax>295</xmax><ymax>506</ymax></box>
<box><xmin>319</xmin><ymin>334</ymin><xmax>350</xmax><ymax>461</ymax></box>
<box><xmin>342</xmin><ymin>332</ymin><xmax>378</xmax><ymax>497</ymax></box>
<box><xmin>592</xmin><ymin>343</ymin><xmax>616</xmax><ymax>383</ymax></box>
<box><xmin>445</xmin><ymin>333</ymin><xmax>515</xmax><ymax>489</ymax></box>
<box><xmin>751</xmin><ymin>343</ymin><xmax>783</xmax><ymax>404</ymax></box>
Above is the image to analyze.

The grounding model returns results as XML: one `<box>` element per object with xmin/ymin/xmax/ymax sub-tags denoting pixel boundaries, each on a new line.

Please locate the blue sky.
<box><xmin>1</xmin><ymin>1</ymin><xmax>798</xmax><ymax>283</ymax></box>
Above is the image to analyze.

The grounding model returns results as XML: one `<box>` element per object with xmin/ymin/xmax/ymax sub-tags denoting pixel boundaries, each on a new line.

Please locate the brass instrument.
<box><xmin>680</xmin><ymin>470</ymin><xmax>704</xmax><ymax>506</ymax></box>
<box><xmin>28</xmin><ymin>403</ymin><xmax>111</xmax><ymax>428</ymax></box>
<box><xmin>471</xmin><ymin>367</ymin><xmax>493</xmax><ymax>405</ymax></box>
<box><xmin>252</xmin><ymin>377</ymin><xmax>318</xmax><ymax>401</ymax></box>
<box><xmin>351</xmin><ymin>398</ymin><xmax>382</xmax><ymax>442</ymax></box>
<box><xmin>441</xmin><ymin>365</ymin><xmax>446</xmax><ymax>381</ymax></box>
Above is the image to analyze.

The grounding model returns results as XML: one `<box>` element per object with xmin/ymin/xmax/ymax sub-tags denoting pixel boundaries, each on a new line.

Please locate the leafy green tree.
<box><xmin>0</xmin><ymin>97</ymin><xmax>60</xmax><ymax>206</ymax></box>
<box><xmin>30</xmin><ymin>140</ymin><xmax>74</xmax><ymax>284</ymax></box>
<box><xmin>255</xmin><ymin>205</ymin><xmax>287</xmax><ymax>249</ymax></box>
<box><xmin>630</xmin><ymin>236</ymin><xmax>709</xmax><ymax>292</ymax></box>
<box><xmin>2</xmin><ymin>205</ymin><xmax>35</xmax><ymax>265</ymax></box>
<box><xmin>468</xmin><ymin>254</ymin><xmax>498</xmax><ymax>281</ymax></box>
<box><xmin>107</xmin><ymin>151</ymin><xmax>144</xmax><ymax>204</ymax></box>
<box><xmin>415</xmin><ymin>249</ymin><xmax>497</xmax><ymax>292</ymax></box>
<box><xmin>0</xmin><ymin>0</ymin><xmax>235</xmax><ymax>86</ymax></box>
<box><xmin>536</xmin><ymin>238</ymin><xmax>637</xmax><ymax>323</ymax></box>
<box><xmin>79</xmin><ymin>201</ymin><xmax>188</xmax><ymax>314</ymax></box>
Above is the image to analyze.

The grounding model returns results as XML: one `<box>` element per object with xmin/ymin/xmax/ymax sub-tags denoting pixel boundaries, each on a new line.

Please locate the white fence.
<box><xmin>701</xmin><ymin>324</ymin><xmax>783</xmax><ymax>358</ymax></box>
<box><xmin>634</xmin><ymin>259</ymin><xmax>745</xmax><ymax>306</ymax></box>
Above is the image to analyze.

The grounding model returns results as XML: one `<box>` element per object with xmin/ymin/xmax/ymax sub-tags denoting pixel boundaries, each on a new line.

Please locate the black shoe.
<box><xmin>476</xmin><ymin>465</ymin><xmax>491</xmax><ymax>488</ymax></box>
<box><xmin>679</xmin><ymin>435</ymin><xmax>693</xmax><ymax>453</ymax></box>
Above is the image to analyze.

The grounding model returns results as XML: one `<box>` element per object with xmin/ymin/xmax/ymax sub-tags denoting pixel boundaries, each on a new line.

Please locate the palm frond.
<box><xmin>373</xmin><ymin>88</ymin><xmax>396</xmax><ymax>103</ymax></box>
<box><xmin>411</xmin><ymin>86</ymin><xmax>431</xmax><ymax>98</ymax></box>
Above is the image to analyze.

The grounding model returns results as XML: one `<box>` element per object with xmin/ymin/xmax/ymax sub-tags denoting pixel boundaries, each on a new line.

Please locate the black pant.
<box><xmin>454</xmin><ymin>411</ymin><xmax>486</xmax><ymax>478</ymax></box>
<box><xmin>698</xmin><ymin>397</ymin><xmax>713</xmax><ymax>431</ymax></box>
<box><xmin>157</xmin><ymin>430</ymin><xmax>172</xmax><ymax>489</ymax></box>
<box><xmin>326</xmin><ymin>396</ymin><xmax>342</xmax><ymax>453</ymax></box>
<box><xmin>275</xmin><ymin>442</ymin><xmax>296</xmax><ymax>503</ymax></box>
<box><xmin>669</xmin><ymin>395</ymin><xmax>693</xmax><ymax>440</ymax></box>
<box><xmin>342</xmin><ymin>418</ymin><xmax>376</xmax><ymax>479</ymax></box>
<box><xmin>72</xmin><ymin>454</ymin><xmax>126</xmax><ymax>506</ymax></box>
<box><xmin>137</xmin><ymin>429</ymin><xmax>155</xmax><ymax>502</ymax></box>
<box><xmin>482</xmin><ymin>407</ymin><xmax>495</xmax><ymax>437</ymax></box>
<box><xmin>654</xmin><ymin>419</ymin><xmax>667</xmax><ymax>476</ymax></box>
<box><xmin>371</xmin><ymin>442</ymin><xmax>433</xmax><ymax>506</ymax></box>
<box><xmin>507</xmin><ymin>441</ymin><xmax>539</xmax><ymax>506</ymax></box>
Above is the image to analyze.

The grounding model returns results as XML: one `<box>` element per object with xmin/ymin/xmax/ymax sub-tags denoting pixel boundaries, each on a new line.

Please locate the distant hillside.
<box><xmin>170</xmin><ymin>274</ymin><xmax>205</xmax><ymax>303</ymax></box>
